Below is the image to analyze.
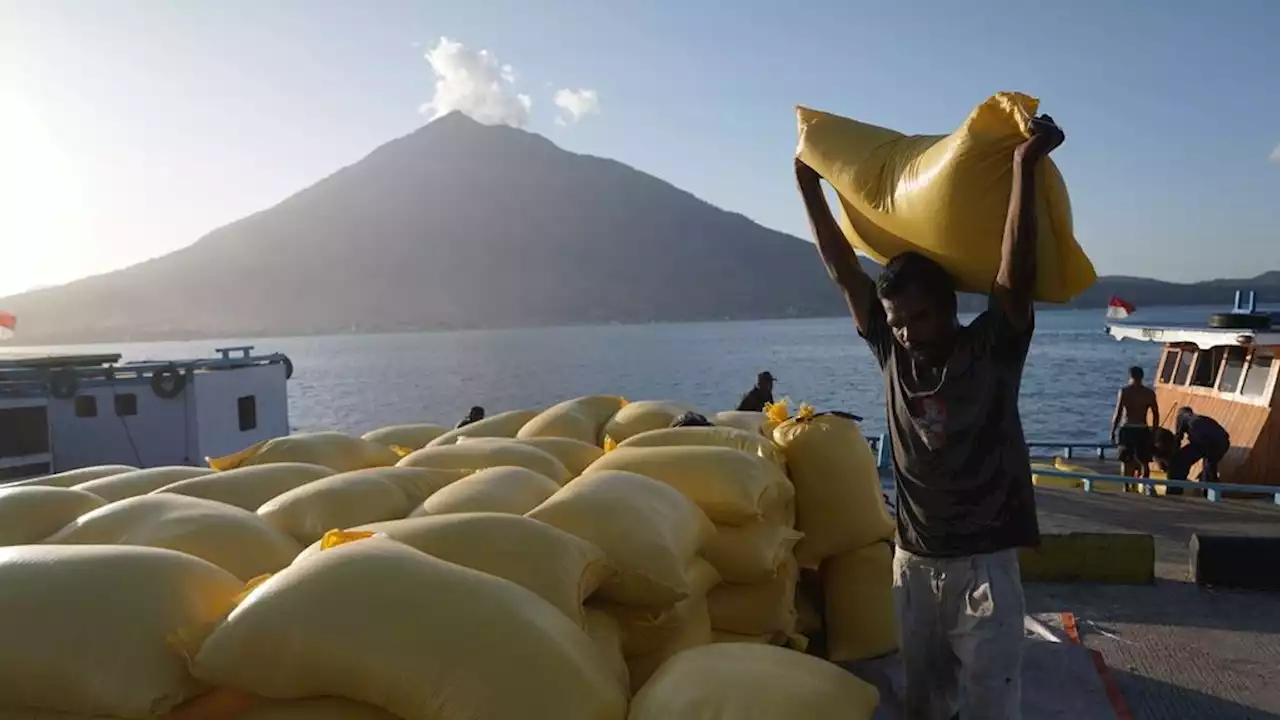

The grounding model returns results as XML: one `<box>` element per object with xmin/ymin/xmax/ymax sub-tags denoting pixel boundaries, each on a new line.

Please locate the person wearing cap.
<box><xmin>455</xmin><ymin>406</ymin><xmax>485</xmax><ymax>429</ymax></box>
<box><xmin>736</xmin><ymin>372</ymin><xmax>776</xmax><ymax>412</ymax></box>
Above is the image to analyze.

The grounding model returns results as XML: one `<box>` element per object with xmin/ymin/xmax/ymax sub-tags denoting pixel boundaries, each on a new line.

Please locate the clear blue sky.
<box><xmin>2</xmin><ymin>0</ymin><xmax>1277</xmax><ymax>298</ymax></box>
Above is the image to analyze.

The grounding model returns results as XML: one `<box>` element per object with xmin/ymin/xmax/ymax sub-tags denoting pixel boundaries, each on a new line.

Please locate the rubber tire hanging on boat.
<box><xmin>48</xmin><ymin>367</ymin><xmax>79</xmax><ymax>399</ymax></box>
<box><xmin>1207</xmin><ymin>313</ymin><xmax>1272</xmax><ymax>330</ymax></box>
<box><xmin>150</xmin><ymin>364</ymin><xmax>187</xmax><ymax>399</ymax></box>
<box><xmin>273</xmin><ymin>354</ymin><xmax>294</xmax><ymax>380</ymax></box>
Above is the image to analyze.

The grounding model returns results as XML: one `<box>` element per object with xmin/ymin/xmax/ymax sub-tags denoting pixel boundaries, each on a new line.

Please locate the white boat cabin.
<box><xmin>0</xmin><ymin>346</ymin><xmax>292</xmax><ymax>482</ymax></box>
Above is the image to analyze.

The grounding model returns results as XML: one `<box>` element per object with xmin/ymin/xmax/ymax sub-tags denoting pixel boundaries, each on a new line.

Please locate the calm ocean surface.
<box><xmin>15</xmin><ymin>306</ymin><xmax>1242</xmax><ymax>443</ymax></box>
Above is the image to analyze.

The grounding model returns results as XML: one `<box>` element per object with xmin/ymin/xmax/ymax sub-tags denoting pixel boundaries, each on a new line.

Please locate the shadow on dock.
<box><xmin>1027</xmin><ymin>487</ymin><xmax>1280</xmax><ymax>716</ymax></box>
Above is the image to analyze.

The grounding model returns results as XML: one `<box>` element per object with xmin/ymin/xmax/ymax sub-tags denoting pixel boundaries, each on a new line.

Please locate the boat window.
<box><xmin>0</xmin><ymin>406</ymin><xmax>50</xmax><ymax>459</ymax></box>
<box><xmin>75</xmin><ymin>396</ymin><xmax>98</xmax><ymax>418</ymax></box>
<box><xmin>1158</xmin><ymin>349</ymin><xmax>1179</xmax><ymax>384</ymax></box>
<box><xmin>1217</xmin><ymin>347</ymin><xmax>1248</xmax><ymax>394</ymax></box>
<box><xmin>238</xmin><ymin>395</ymin><xmax>257</xmax><ymax>432</ymax></box>
<box><xmin>1242</xmin><ymin>351</ymin><xmax>1275</xmax><ymax>398</ymax></box>
<box><xmin>1190</xmin><ymin>348</ymin><xmax>1224</xmax><ymax>388</ymax></box>
<box><xmin>1172</xmin><ymin>349</ymin><xmax>1195</xmax><ymax>385</ymax></box>
<box><xmin>114</xmin><ymin>393</ymin><xmax>138</xmax><ymax>417</ymax></box>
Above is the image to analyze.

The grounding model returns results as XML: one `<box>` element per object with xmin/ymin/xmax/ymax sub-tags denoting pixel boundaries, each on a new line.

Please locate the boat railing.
<box><xmin>868</xmin><ymin>436</ymin><xmax>1114</xmax><ymax>468</ymax></box>
<box><xmin>869</xmin><ymin>433</ymin><xmax>1280</xmax><ymax>506</ymax></box>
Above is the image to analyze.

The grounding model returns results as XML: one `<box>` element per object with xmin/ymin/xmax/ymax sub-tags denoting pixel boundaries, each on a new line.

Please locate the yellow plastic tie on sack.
<box><xmin>795</xmin><ymin>404</ymin><xmax>816</xmax><ymax>421</ymax></box>
<box><xmin>764</xmin><ymin>398</ymin><xmax>792</xmax><ymax>425</ymax></box>
<box><xmin>603</xmin><ymin>436</ymin><xmax>619</xmax><ymax>453</ymax></box>
<box><xmin>206</xmin><ymin>440</ymin><xmax>268</xmax><ymax>471</ymax></box>
<box><xmin>320</xmin><ymin>529</ymin><xmax>377</xmax><ymax>550</ymax></box>
<box><xmin>388</xmin><ymin>444</ymin><xmax>415</xmax><ymax>458</ymax></box>
<box><xmin>169</xmin><ymin>572</ymin><xmax>276</xmax><ymax>662</ymax></box>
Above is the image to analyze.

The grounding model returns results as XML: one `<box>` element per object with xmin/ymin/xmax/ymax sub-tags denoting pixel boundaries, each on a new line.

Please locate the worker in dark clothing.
<box><xmin>1173</xmin><ymin>407</ymin><xmax>1230</xmax><ymax>484</ymax></box>
<box><xmin>456</xmin><ymin>406</ymin><xmax>485</xmax><ymax>429</ymax></box>
<box><xmin>736</xmin><ymin>372</ymin><xmax>775</xmax><ymax>412</ymax></box>
<box><xmin>797</xmin><ymin>112</ymin><xmax>1064</xmax><ymax>718</ymax></box>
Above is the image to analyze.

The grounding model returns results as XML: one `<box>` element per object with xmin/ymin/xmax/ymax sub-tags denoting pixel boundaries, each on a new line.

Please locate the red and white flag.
<box><xmin>1106</xmin><ymin>296</ymin><xmax>1135</xmax><ymax>320</ymax></box>
<box><xmin>0</xmin><ymin>311</ymin><xmax>15</xmax><ymax>340</ymax></box>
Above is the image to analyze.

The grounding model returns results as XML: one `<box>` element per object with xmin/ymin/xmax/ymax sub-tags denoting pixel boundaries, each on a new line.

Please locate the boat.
<box><xmin>0</xmin><ymin>345</ymin><xmax>292</xmax><ymax>482</ymax></box>
<box><xmin>1105</xmin><ymin>290</ymin><xmax>1278</xmax><ymax>488</ymax></box>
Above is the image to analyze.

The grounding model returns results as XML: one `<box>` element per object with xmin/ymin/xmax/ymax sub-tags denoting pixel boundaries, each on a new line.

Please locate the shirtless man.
<box><xmin>1109</xmin><ymin>366</ymin><xmax>1160</xmax><ymax>481</ymax></box>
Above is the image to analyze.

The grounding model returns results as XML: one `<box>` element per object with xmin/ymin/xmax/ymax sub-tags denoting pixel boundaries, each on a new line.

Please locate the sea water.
<box><xmin>12</xmin><ymin>306</ymin><xmax>1224</xmax><ymax>443</ymax></box>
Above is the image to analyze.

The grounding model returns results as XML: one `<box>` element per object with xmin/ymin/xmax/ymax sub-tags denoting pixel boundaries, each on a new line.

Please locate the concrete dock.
<box><xmin>1027</xmin><ymin>487</ymin><xmax>1280</xmax><ymax>718</ymax></box>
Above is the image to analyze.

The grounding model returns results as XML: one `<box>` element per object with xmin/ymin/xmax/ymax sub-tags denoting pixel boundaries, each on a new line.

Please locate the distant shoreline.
<box><xmin>0</xmin><ymin>303</ymin><xmax>1253</xmax><ymax>352</ymax></box>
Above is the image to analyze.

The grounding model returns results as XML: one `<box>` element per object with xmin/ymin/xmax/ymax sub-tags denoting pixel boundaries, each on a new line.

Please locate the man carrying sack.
<box><xmin>796</xmin><ymin>114</ymin><xmax>1065</xmax><ymax>718</ymax></box>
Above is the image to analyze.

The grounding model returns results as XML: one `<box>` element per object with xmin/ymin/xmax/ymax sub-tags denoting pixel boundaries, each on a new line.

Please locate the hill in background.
<box><xmin>2</xmin><ymin>112</ymin><xmax>1273</xmax><ymax>344</ymax></box>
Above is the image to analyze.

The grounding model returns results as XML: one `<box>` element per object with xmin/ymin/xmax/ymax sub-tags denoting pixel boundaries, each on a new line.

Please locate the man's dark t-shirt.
<box><xmin>860</xmin><ymin>292</ymin><xmax>1039</xmax><ymax>558</ymax></box>
<box><xmin>737</xmin><ymin>387</ymin><xmax>773</xmax><ymax>412</ymax></box>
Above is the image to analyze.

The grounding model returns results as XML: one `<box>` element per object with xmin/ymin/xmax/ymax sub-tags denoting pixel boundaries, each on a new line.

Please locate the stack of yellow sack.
<box><xmin>773</xmin><ymin>412</ymin><xmax>898</xmax><ymax>662</ymax></box>
<box><xmin>586</xmin><ymin>444</ymin><xmax>801</xmax><ymax>648</ymax></box>
<box><xmin>44</xmin><ymin>493</ymin><xmax>303</xmax><ymax>580</ymax></box>
<box><xmin>517</xmin><ymin>395</ymin><xmax>628</xmax><ymax>446</ymax></box>
<box><xmin>796</xmin><ymin>91</ymin><xmax>1094</xmax><ymax>303</ymax></box>
<box><xmin>628</xmin><ymin>643</ymin><xmax>879</xmax><ymax>719</ymax></box>
<box><xmin>206</xmin><ymin>431</ymin><xmax>402</xmax><ymax>473</ymax></box>
<box><xmin>0</xmin><ymin>544</ymin><xmax>247</xmax><ymax>717</ymax></box>
<box><xmin>189</xmin><ymin>535</ymin><xmax>629</xmax><ymax>720</ymax></box>
<box><xmin>529</xmin><ymin>470</ymin><xmax>716</xmax><ymax>694</ymax></box>
<box><xmin>602</xmin><ymin>400</ymin><xmax>698</xmax><ymax>446</ymax></box>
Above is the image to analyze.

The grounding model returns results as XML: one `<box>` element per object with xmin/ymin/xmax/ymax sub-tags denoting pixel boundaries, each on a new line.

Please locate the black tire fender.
<box><xmin>151</xmin><ymin>364</ymin><xmax>187</xmax><ymax>399</ymax></box>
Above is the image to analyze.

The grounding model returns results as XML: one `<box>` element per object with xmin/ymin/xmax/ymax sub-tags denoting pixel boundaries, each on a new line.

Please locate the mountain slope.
<box><xmin>2</xmin><ymin>112</ymin><xmax>1274</xmax><ymax>344</ymax></box>
<box><xmin>2</xmin><ymin>112</ymin><xmax>864</xmax><ymax>344</ymax></box>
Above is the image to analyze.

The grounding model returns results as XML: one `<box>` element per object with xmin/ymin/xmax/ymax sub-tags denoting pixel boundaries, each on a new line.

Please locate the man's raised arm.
<box><xmin>795</xmin><ymin>158</ymin><xmax>877</xmax><ymax>334</ymax></box>
<box><xmin>993</xmin><ymin>115</ymin><xmax>1066</xmax><ymax>331</ymax></box>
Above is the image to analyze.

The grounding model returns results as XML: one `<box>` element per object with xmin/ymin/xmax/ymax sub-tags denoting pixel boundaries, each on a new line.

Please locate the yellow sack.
<box><xmin>628</xmin><ymin>643</ymin><xmax>879</xmax><ymax>719</ymax></box>
<box><xmin>517</xmin><ymin>395</ymin><xmax>628</xmax><ymax>446</ymax></box>
<box><xmin>702</xmin><ymin>521</ymin><xmax>803</xmax><ymax>584</ymax></box>
<box><xmin>426</xmin><ymin>408</ymin><xmax>542</xmax><ymax>447</ymax></box>
<box><xmin>596</xmin><ymin>559</ymin><xmax>720</xmax><ymax>657</ymax></box>
<box><xmin>208</xmin><ymin>432</ymin><xmax>401</xmax><ymax>473</ymax></box>
<box><xmin>5</xmin><ymin>464</ymin><xmax>135</xmax><ymax>489</ymax></box>
<box><xmin>73</xmin><ymin>466</ymin><xmax>216</xmax><ymax>503</ymax></box>
<box><xmin>823</xmin><ymin>541</ymin><xmax>898</xmax><ymax>662</ymax></box>
<box><xmin>529</xmin><ymin>471</ymin><xmax>714</xmax><ymax>607</ymax></box>
<box><xmin>796</xmin><ymin>93</ymin><xmax>1094</xmax><ymax>303</ymax></box>
<box><xmin>1031</xmin><ymin>461</ymin><xmax>1082</xmax><ymax>489</ymax></box>
<box><xmin>585</xmin><ymin>446</ymin><xmax>792</xmax><ymax>526</ymax></box>
<box><xmin>257</xmin><ymin>467</ymin><xmax>467</xmax><ymax>544</ymax></box>
<box><xmin>0</xmin><ymin>545</ymin><xmax>243</xmax><ymax>717</ymax></box>
<box><xmin>239</xmin><ymin>697</ymin><xmax>404</xmax><ymax>719</ymax></box>
<box><xmin>192</xmin><ymin>537</ymin><xmax>626</xmax><ymax>720</ymax></box>
<box><xmin>583</xmin><ymin>609</ymin><xmax>631</xmax><ymax>698</ymax></box>
<box><xmin>624</xmin><ymin>596</ymin><xmax>713</xmax><ymax>695</ymax></box>
<box><xmin>44</xmin><ymin>494</ymin><xmax>303</xmax><ymax>581</ymax></box>
<box><xmin>151</xmin><ymin>462</ymin><xmax>335</xmax><ymax>511</ymax></box>
<box><xmin>360</xmin><ymin>423</ymin><xmax>449</xmax><ymax>451</ymax></box>
<box><xmin>300</xmin><ymin>513</ymin><xmax>612</xmax><ymax>626</ymax></box>
<box><xmin>773</xmin><ymin>415</ymin><xmax>894</xmax><ymax>567</ymax></box>
<box><xmin>707</xmin><ymin>555</ymin><xmax>799</xmax><ymax>636</ymax></box>
<box><xmin>710</xmin><ymin>410</ymin><xmax>771</xmax><ymax>436</ymax></box>
<box><xmin>0</xmin><ymin>487</ymin><xmax>105</xmax><ymax>546</ymax></box>
<box><xmin>461</xmin><ymin>436</ymin><xmax>605</xmax><ymax>477</ymax></box>
<box><xmin>618</xmin><ymin>426</ymin><xmax>787</xmax><ymax>472</ymax></box>
<box><xmin>409</xmin><ymin>466</ymin><xmax>562</xmax><ymax>517</ymax></box>
<box><xmin>603</xmin><ymin>400</ymin><xmax>697</xmax><ymax>445</ymax></box>
<box><xmin>397</xmin><ymin>440</ymin><xmax>571</xmax><ymax>485</ymax></box>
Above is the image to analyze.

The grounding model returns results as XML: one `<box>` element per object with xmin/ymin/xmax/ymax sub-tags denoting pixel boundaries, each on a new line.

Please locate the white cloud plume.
<box><xmin>553</xmin><ymin>88</ymin><xmax>601</xmax><ymax>126</ymax></box>
<box><xmin>1270</xmin><ymin>142</ymin><xmax>1280</xmax><ymax>164</ymax></box>
<box><xmin>419</xmin><ymin>37</ymin><xmax>531</xmax><ymax>127</ymax></box>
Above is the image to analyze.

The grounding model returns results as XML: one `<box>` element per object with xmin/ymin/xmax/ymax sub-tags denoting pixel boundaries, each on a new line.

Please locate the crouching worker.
<box><xmin>796</xmin><ymin>113</ymin><xmax>1065</xmax><ymax>718</ymax></box>
<box><xmin>1173</xmin><ymin>407</ymin><xmax>1231</xmax><ymax>484</ymax></box>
